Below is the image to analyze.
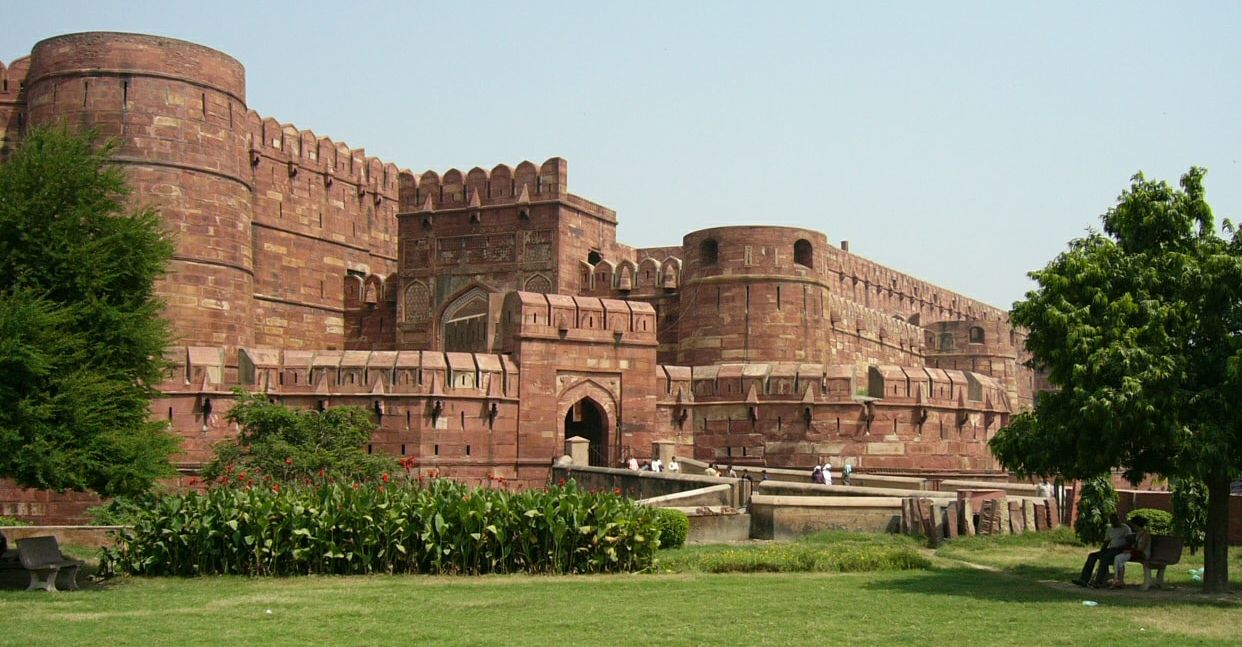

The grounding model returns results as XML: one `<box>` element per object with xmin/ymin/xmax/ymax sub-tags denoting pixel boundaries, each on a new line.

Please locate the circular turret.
<box><xmin>25</xmin><ymin>32</ymin><xmax>254</xmax><ymax>349</ymax></box>
<box><xmin>677</xmin><ymin>226</ymin><xmax>833</xmax><ymax>365</ymax></box>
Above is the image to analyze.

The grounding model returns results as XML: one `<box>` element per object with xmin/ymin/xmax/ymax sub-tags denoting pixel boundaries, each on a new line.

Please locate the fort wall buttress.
<box><xmin>24</xmin><ymin>32</ymin><xmax>256</xmax><ymax>352</ymax></box>
<box><xmin>677</xmin><ymin>227</ymin><xmax>834</xmax><ymax>365</ymax></box>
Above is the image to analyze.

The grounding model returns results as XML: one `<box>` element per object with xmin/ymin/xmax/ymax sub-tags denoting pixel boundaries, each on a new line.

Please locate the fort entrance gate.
<box><xmin>564</xmin><ymin>398</ymin><xmax>609</xmax><ymax>467</ymax></box>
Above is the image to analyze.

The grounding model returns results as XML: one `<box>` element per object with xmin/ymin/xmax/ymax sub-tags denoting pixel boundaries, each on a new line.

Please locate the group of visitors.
<box><xmin>623</xmin><ymin>455</ymin><xmax>739</xmax><ymax>478</ymax></box>
<box><xmin>809</xmin><ymin>460</ymin><xmax>853</xmax><ymax>485</ymax></box>
<box><xmin>1073</xmin><ymin>513</ymin><xmax>1151</xmax><ymax>589</ymax></box>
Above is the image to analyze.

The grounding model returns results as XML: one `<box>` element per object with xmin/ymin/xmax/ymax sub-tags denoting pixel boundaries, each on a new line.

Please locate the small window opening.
<box><xmin>794</xmin><ymin>239</ymin><xmax>813</xmax><ymax>268</ymax></box>
<box><xmin>699</xmin><ymin>238</ymin><xmax>719</xmax><ymax>266</ymax></box>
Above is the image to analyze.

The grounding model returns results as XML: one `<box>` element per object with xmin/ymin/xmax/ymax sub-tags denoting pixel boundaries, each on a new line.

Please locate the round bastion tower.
<box><xmin>24</xmin><ymin>32</ymin><xmax>255</xmax><ymax>351</ymax></box>
<box><xmin>677</xmin><ymin>226</ymin><xmax>834</xmax><ymax>366</ymax></box>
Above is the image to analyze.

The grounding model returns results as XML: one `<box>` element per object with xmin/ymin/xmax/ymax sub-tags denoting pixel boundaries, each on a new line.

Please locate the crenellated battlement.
<box><xmin>160</xmin><ymin>346</ymin><xmax>520</xmax><ymax>398</ymax></box>
<box><xmin>401</xmin><ymin>157</ymin><xmax>568</xmax><ymax>212</ymax></box>
<box><xmin>825</xmin><ymin>244</ymin><xmax>1009</xmax><ymax>324</ymax></box>
<box><xmin>502</xmin><ymin>291</ymin><xmax>657</xmax><ymax>346</ymax></box>
<box><xmin>243</xmin><ymin>111</ymin><xmax>409</xmax><ymax>201</ymax></box>
<box><xmin>827</xmin><ymin>293</ymin><xmax>926</xmax><ymax>352</ymax></box>
<box><xmin>655</xmin><ymin>361</ymin><xmax>1005</xmax><ymax>410</ymax></box>
<box><xmin>0</xmin><ymin>57</ymin><xmax>30</xmax><ymax>98</ymax></box>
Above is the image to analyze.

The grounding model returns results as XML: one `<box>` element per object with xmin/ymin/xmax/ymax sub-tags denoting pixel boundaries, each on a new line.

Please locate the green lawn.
<box><xmin>1</xmin><ymin>533</ymin><xmax>1240</xmax><ymax>646</ymax></box>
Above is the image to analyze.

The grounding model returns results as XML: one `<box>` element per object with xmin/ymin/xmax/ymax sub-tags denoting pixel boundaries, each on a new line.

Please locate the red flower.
<box><xmin>285</xmin><ymin>457</ymin><xmax>293</xmax><ymax>466</ymax></box>
<box><xmin>613</xmin><ymin>487</ymin><xmax>622</xmax><ymax>496</ymax></box>
<box><xmin>382</xmin><ymin>473</ymin><xmax>390</xmax><ymax>483</ymax></box>
<box><xmin>272</xmin><ymin>483</ymin><xmax>281</xmax><ymax>493</ymax></box>
<box><xmin>558</xmin><ymin>478</ymin><xmax>566</xmax><ymax>487</ymax></box>
<box><xmin>238</xmin><ymin>472</ymin><xmax>248</xmax><ymax>482</ymax></box>
<box><xmin>318</xmin><ymin>468</ymin><xmax>326</xmax><ymax>478</ymax></box>
<box><xmin>351</xmin><ymin>482</ymin><xmax>360</xmax><ymax>490</ymax></box>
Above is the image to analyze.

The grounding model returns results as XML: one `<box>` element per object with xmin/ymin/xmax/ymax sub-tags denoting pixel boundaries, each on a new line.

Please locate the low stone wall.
<box><xmin>750</xmin><ymin>495</ymin><xmax>904</xmax><ymax>539</ymax></box>
<box><xmin>638</xmin><ymin>484</ymin><xmax>732</xmax><ymax>508</ymax></box>
<box><xmin>756</xmin><ymin>480</ymin><xmax>954</xmax><ymax>501</ymax></box>
<box><xmin>552</xmin><ymin>465</ymin><xmax>747</xmax><ymax>507</ymax></box>
<box><xmin>940</xmin><ymin>479</ymin><xmax>1041</xmax><ymax>496</ymax></box>
<box><xmin>0</xmin><ymin>479</ymin><xmax>102</xmax><ymax>525</ymax></box>
<box><xmin>661</xmin><ymin>507</ymin><xmax>752</xmax><ymax>544</ymax></box>
<box><xmin>0</xmin><ymin>525</ymin><xmax>123</xmax><ymax>548</ymax></box>
<box><xmin>722</xmin><ymin>464</ymin><xmax>935</xmax><ymax>490</ymax></box>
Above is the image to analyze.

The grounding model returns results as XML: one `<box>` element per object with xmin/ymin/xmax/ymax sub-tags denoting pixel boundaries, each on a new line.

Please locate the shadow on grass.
<box><xmin>862</xmin><ymin>564</ymin><xmax>1241</xmax><ymax>609</ymax></box>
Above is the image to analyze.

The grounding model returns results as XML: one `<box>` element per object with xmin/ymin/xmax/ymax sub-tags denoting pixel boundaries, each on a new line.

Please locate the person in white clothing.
<box><xmin>650</xmin><ymin>457</ymin><xmax>663</xmax><ymax>473</ymax></box>
<box><xmin>823</xmin><ymin>461</ymin><xmax>833</xmax><ymax>486</ymax></box>
<box><xmin>667</xmin><ymin>457</ymin><xmax>680</xmax><ymax>473</ymax></box>
<box><xmin>627</xmin><ymin>456</ymin><xmax>640</xmax><ymax>471</ymax></box>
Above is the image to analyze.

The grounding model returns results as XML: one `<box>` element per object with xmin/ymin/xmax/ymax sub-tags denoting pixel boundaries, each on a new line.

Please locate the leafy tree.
<box><xmin>991</xmin><ymin>168</ymin><xmax>1242</xmax><ymax>592</ymax></box>
<box><xmin>0</xmin><ymin>127</ymin><xmax>179</xmax><ymax>497</ymax></box>
<box><xmin>202</xmin><ymin>390</ymin><xmax>395</xmax><ymax>484</ymax></box>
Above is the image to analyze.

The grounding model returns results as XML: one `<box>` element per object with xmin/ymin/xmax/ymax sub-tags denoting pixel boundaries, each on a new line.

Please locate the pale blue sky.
<box><xmin>5</xmin><ymin>1</ymin><xmax>1241</xmax><ymax>309</ymax></box>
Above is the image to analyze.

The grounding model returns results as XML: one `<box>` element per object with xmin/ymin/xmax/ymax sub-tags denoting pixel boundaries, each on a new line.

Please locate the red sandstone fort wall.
<box><xmin>244</xmin><ymin>113</ymin><xmax>400</xmax><ymax>350</ymax></box>
<box><xmin>0</xmin><ymin>56</ymin><xmax>31</xmax><ymax>158</ymax></box>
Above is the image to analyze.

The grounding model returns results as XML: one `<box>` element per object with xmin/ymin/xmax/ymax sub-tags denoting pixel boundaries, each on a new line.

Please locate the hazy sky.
<box><xmin>5</xmin><ymin>1</ymin><xmax>1241</xmax><ymax>310</ymax></box>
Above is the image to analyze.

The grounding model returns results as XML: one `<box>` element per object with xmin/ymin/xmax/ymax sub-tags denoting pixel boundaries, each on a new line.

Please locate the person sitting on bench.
<box><xmin>1073</xmin><ymin>513</ymin><xmax>1131</xmax><ymax>588</ymax></box>
<box><xmin>1112</xmin><ymin>515</ymin><xmax>1151</xmax><ymax>589</ymax></box>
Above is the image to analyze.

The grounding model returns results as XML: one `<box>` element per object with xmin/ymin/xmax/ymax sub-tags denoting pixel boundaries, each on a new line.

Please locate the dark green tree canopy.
<box><xmin>991</xmin><ymin>168</ymin><xmax>1242</xmax><ymax>592</ymax></box>
<box><xmin>0</xmin><ymin>127</ymin><xmax>179</xmax><ymax>496</ymax></box>
<box><xmin>201</xmin><ymin>391</ymin><xmax>395</xmax><ymax>484</ymax></box>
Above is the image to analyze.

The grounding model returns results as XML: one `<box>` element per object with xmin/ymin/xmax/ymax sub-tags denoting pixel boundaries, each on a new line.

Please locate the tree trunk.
<box><xmin>1202</xmin><ymin>472</ymin><xmax>1231</xmax><ymax>593</ymax></box>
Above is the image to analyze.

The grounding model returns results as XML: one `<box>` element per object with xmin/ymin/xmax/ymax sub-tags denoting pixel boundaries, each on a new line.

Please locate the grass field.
<box><xmin>1</xmin><ymin>532</ymin><xmax>1240</xmax><ymax>646</ymax></box>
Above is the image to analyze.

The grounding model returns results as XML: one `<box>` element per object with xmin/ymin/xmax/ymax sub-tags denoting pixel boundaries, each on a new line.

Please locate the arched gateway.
<box><xmin>564</xmin><ymin>398</ymin><xmax>609</xmax><ymax>467</ymax></box>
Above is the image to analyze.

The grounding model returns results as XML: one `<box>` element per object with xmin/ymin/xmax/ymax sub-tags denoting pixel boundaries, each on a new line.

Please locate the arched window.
<box><xmin>699</xmin><ymin>238</ymin><xmax>719</xmax><ymax>266</ymax></box>
<box><xmin>794</xmin><ymin>239</ymin><xmax>813</xmax><ymax>268</ymax></box>
<box><xmin>969</xmin><ymin>326</ymin><xmax>985</xmax><ymax>344</ymax></box>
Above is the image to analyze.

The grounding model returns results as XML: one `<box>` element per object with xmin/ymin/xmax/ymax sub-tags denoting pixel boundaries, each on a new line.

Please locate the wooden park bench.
<box><xmin>16</xmin><ymin>536</ymin><xmax>84</xmax><ymax>592</ymax></box>
<box><xmin>1136</xmin><ymin>535</ymin><xmax>1183</xmax><ymax>591</ymax></box>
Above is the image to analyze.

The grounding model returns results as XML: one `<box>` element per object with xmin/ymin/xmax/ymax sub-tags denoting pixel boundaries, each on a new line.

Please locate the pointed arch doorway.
<box><xmin>564</xmin><ymin>398</ymin><xmax>609</xmax><ymax>467</ymax></box>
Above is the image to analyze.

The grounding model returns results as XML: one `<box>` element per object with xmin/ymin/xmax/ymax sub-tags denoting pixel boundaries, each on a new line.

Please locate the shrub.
<box><xmin>652</xmin><ymin>508</ymin><xmax>689</xmax><ymax>549</ymax></box>
<box><xmin>1171</xmin><ymin>477</ymin><xmax>1207</xmax><ymax>554</ymax></box>
<box><xmin>0</xmin><ymin>515</ymin><xmax>30</xmax><ymax>526</ymax></box>
<box><xmin>201</xmin><ymin>390</ymin><xmax>396</xmax><ymax>485</ymax></box>
<box><xmin>1127</xmin><ymin>508</ymin><xmax>1173</xmax><ymax>536</ymax></box>
<box><xmin>88</xmin><ymin>493</ymin><xmax>158</xmax><ymax>526</ymax></box>
<box><xmin>100</xmin><ymin>479</ymin><xmax>660</xmax><ymax>577</ymax></box>
<box><xmin>1074</xmin><ymin>475</ymin><xmax>1117</xmax><ymax>545</ymax></box>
